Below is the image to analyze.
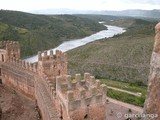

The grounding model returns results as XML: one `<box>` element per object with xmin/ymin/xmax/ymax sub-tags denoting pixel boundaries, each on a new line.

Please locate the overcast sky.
<box><xmin>0</xmin><ymin>0</ymin><xmax>160</xmax><ymax>12</ymax></box>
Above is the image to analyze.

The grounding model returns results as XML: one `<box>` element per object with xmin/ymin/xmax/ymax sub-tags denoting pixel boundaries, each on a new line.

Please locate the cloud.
<box><xmin>0</xmin><ymin>0</ymin><xmax>160</xmax><ymax>11</ymax></box>
<box><xmin>125</xmin><ymin>0</ymin><xmax>160</xmax><ymax>5</ymax></box>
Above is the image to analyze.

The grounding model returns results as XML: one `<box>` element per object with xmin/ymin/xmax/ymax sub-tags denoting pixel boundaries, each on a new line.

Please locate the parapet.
<box><xmin>38</xmin><ymin>50</ymin><xmax>67</xmax><ymax>63</ymax></box>
<box><xmin>37</xmin><ymin>49</ymin><xmax>68</xmax><ymax>77</ymax></box>
<box><xmin>0</xmin><ymin>41</ymin><xmax>19</xmax><ymax>50</ymax></box>
<box><xmin>9</xmin><ymin>57</ymin><xmax>38</xmax><ymax>73</ymax></box>
<box><xmin>56</xmin><ymin>73</ymin><xmax>107</xmax><ymax>110</ymax></box>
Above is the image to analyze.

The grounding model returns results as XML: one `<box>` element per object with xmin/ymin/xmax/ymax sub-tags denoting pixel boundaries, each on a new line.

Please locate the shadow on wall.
<box><xmin>0</xmin><ymin>105</ymin><xmax>2</xmax><ymax>120</ymax></box>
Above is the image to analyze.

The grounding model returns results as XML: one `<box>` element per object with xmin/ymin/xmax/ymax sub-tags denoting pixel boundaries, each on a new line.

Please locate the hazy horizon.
<box><xmin>0</xmin><ymin>0</ymin><xmax>160</xmax><ymax>12</ymax></box>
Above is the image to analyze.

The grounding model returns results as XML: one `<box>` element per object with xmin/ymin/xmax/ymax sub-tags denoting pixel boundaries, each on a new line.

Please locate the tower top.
<box><xmin>155</xmin><ymin>22</ymin><xmax>160</xmax><ymax>31</ymax></box>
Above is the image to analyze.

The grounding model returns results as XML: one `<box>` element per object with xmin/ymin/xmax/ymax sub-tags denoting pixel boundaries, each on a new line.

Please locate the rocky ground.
<box><xmin>106</xmin><ymin>98</ymin><xmax>143</xmax><ymax>120</ymax></box>
<box><xmin>0</xmin><ymin>84</ymin><xmax>143</xmax><ymax>120</ymax></box>
<box><xmin>0</xmin><ymin>84</ymin><xmax>40</xmax><ymax>120</ymax></box>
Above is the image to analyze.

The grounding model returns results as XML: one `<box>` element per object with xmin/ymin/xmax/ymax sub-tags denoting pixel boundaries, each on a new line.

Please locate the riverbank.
<box><xmin>25</xmin><ymin>25</ymin><xmax>125</xmax><ymax>63</ymax></box>
<box><xmin>67</xmin><ymin>19</ymin><xmax>155</xmax><ymax>83</ymax></box>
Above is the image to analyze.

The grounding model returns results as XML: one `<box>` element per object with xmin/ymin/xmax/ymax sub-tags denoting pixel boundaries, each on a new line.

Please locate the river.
<box><xmin>25</xmin><ymin>25</ymin><xmax>126</xmax><ymax>63</ymax></box>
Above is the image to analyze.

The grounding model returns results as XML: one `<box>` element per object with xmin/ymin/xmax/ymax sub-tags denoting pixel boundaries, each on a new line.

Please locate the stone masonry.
<box><xmin>143</xmin><ymin>22</ymin><xmax>160</xmax><ymax>120</ymax></box>
<box><xmin>0</xmin><ymin>41</ymin><xmax>107</xmax><ymax>120</ymax></box>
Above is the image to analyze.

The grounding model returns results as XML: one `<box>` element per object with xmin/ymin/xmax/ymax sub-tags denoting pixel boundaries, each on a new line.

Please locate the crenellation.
<box><xmin>71</xmin><ymin>80</ymin><xmax>77</xmax><ymax>90</ymax></box>
<box><xmin>33</xmin><ymin>63</ymin><xmax>37</xmax><ymax>72</ymax></box>
<box><xmin>95</xmin><ymin>80</ymin><xmax>101</xmax><ymax>89</ymax></box>
<box><xmin>29</xmin><ymin>63</ymin><xmax>33</xmax><ymax>71</ymax></box>
<box><xmin>55</xmin><ymin>49</ymin><xmax>61</xmax><ymax>57</ymax></box>
<box><xmin>67</xmin><ymin>90</ymin><xmax>74</xmax><ymax>102</ymax></box>
<box><xmin>49</xmin><ymin>50</ymin><xmax>54</xmax><ymax>59</ymax></box>
<box><xmin>38</xmin><ymin>51</ymin><xmax>42</xmax><ymax>61</ymax></box>
<box><xmin>55</xmin><ymin>72</ymin><xmax>107</xmax><ymax>119</ymax></box>
<box><xmin>100</xmin><ymin>84</ymin><xmax>107</xmax><ymax>95</ymax></box>
<box><xmin>85</xmin><ymin>96</ymin><xmax>92</xmax><ymax>106</ymax></box>
<box><xmin>96</xmin><ymin>94</ymin><xmax>103</xmax><ymax>103</ymax></box>
<box><xmin>43</xmin><ymin>50</ymin><xmax>48</xmax><ymax>60</ymax></box>
<box><xmin>80</xmin><ymin>79</ymin><xmax>86</xmax><ymax>86</ymax></box>
<box><xmin>26</xmin><ymin>62</ymin><xmax>30</xmax><ymax>70</ymax></box>
<box><xmin>19</xmin><ymin>59</ymin><xmax>22</xmax><ymax>66</ymax></box>
<box><xmin>22</xmin><ymin>60</ymin><xmax>26</xmax><ymax>69</ymax></box>
<box><xmin>79</xmin><ymin>88</ymin><xmax>86</xmax><ymax>98</ymax></box>
<box><xmin>56</xmin><ymin>76</ymin><xmax>68</xmax><ymax>92</ymax></box>
<box><xmin>63</xmin><ymin>53</ymin><xmax>67</xmax><ymax>61</ymax></box>
<box><xmin>37</xmin><ymin>49</ymin><xmax>67</xmax><ymax>78</ymax></box>
<box><xmin>75</xmin><ymin>73</ymin><xmax>81</xmax><ymax>81</ymax></box>
<box><xmin>65</xmin><ymin>75</ymin><xmax>72</xmax><ymax>90</ymax></box>
<box><xmin>90</xmin><ymin>86</ymin><xmax>97</xmax><ymax>96</ymax></box>
<box><xmin>89</xmin><ymin>76</ymin><xmax>96</xmax><ymax>85</ymax></box>
<box><xmin>84</xmin><ymin>73</ymin><xmax>90</xmax><ymax>81</ymax></box>
<box><xmin>0</xmin><ymin>40</ymin><xmax>107</xmax><ymax>120</ymax></box>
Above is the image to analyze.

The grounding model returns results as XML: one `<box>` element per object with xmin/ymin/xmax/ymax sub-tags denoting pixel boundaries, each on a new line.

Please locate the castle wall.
<box><xmin>55</xmin><ymin>73</ymin><xmax>107</xmax><ymax>120</ymax></box>
<box><xmin>143</xmin><ymin>22</ymin><xmax>160</xmax><ymax>120</ymax></box>
<box><xmin>0</xmin><ymin>41</ymin><xmax>107</xmax><ymax>120</ymax></box>
<box><xmin>1</xmin><ymin>62</ymin><xmax>35</xmax><ymax>98</ymax></box>
<box><xmin>34</xmin><ymin>76</ymin><xmax>60</xmax><ymax>120</ymax></box>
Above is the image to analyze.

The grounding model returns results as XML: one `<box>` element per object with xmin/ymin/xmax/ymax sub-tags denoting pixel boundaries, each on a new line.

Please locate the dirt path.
<box><xmin>0</xmin><ymin>84</ymin><xmax>144</xmax><ymax>120</ymax></box>
<box><xmin>108</xmin><ymin>97</ymin><xmax>143</xmax><ymax>113</ymax></box>
<box><xmin>106</xmin><ymin>97</ymin><xmax>143</xmax><ymax>120</ymax></box>
<box><xmin>0</xmin><ymin>85</ymin><xmax>39</xmax><ymax>120</ymax></box>
<box><xmin>107</xmin><ymin>86</ymin><xmax>142</xmax><ymax>97</ymax></box>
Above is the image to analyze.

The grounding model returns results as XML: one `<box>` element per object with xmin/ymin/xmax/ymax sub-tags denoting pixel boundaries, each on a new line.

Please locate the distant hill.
<box><xmin>31</xmin><ymin>9</ymin><xmax>160</xmax><ymax>20</ymax></box>
<box><xmin>67</xmin><ymin>17</ymin><xmax>157</xmax><ymax>83</ymax></box>
<box><xmin>99</xmin><ymin>9</ymin><xmax>160</xmax><ymax>20</ymax></box>
<box><xmin>0</xmin><ymin>10</ymin><xmax>106</xmax><ymax>57</ymax></box>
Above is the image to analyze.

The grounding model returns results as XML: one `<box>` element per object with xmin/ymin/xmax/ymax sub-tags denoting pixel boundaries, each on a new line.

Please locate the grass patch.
<box><xmin>107</xmin><ymin>89</ymin><xmax>145</xmax><ymax>107</ymax></box>
<box><xmin>100</xmin><ymin>79</ymin><xmax>147</xmax><ymax>96</ymax></box>
<box><xmin>100</xmin><ymin>79</ymin><xmax>147</xmax><ymax>107</ymax></box>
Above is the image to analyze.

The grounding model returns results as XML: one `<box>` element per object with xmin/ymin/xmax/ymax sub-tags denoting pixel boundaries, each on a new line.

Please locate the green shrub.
<box><xmin>107</xmin><ymin>89</ymin><xmax>145</xmax><ymax>107</ymax></box>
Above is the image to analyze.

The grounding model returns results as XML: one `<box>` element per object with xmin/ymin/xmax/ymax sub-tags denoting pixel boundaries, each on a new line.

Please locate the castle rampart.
<box><xmin>143</xmin><ymin>22</ymin><xmax>160</xmax><ymax>120</ymax></box>
<box><xmin>0</xmin><ymin>41</ymin><xmax>107</xmax><ymax>120</ymax></box>
<box><xmin>55</xmin><ymin>73</ymin><xmax>107</xmax><ymax>120</ymax></box>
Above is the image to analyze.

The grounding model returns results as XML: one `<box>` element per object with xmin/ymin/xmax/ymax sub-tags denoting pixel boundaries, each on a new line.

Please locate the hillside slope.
<box><xmin>0</xmin><ymin>10</ymin><xmax>106</xmax><ymax>57</ymax></box>
<box><xmin>67</xmin><ymin>18</ymin><xmax>157</xmax><ymax>83</ymax></box>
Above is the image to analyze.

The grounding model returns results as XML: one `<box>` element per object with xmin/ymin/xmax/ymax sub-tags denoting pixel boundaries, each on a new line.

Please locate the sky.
<box><xmin>0</xmin><ymin>0</ymin><xmax>160</xmax><ymax>12</ymax></box>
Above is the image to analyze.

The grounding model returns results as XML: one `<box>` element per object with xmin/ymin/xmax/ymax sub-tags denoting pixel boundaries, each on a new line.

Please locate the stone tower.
<box><xmin>143</xmin><ymin>22</ymin><xmax>160</xmax><ymax>120</ymax></box>
<box><xmin>0</xmin><ymin>41</ymin><xmax>20</xmax><ymax>81</ymax></box>
<box><xmin>55</xmin><ymin>73</ymin><xmax>107</xmax><ymax>120</ymax></box>
<box><xmin>37</xmin><ymin>49</ymin><xmax>68</xmax><ymax>89</ymax></box>
<box><xmin>0</xmin><ymin>41</ymin><xmax>20</xmax><ymax>62</ymax></box>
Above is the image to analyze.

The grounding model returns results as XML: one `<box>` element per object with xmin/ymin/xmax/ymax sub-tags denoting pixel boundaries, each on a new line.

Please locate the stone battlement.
<box><xmin>0</xmin><ymin>41</ymin><xmax>20</xmax><ymax>61</ymax></box>
<box><xmin>38</xmin><ymin>49</ymin><xmax>67</xmax><ymax>62</ymax></box>
<box><xmin>0</xmin><ymin>41</ymin><xmax>19</xmax><ymax>49</ymax></box>
<box><xmin>38</xmin><ymin>49</ymin><xmax>67</xmax><ymax>78</ymax></box>
<box><xmin>0</xmin><ymin>41</ymin><xmax>107</xmax><ymax>120</ymax></box>
<box><xmin>8</xmin><ymin>57</ymin><xmax>38</xmax><ymax>73</ymax></box>
<box><xmin>55</xmin><ymin>73</ymin><xmax>107</xmax><ymax>119</ymax></box>
<box><xmin>56</xmin><ymin>73</ymin><xmax>106</xmax><ymax>103</ymax></box>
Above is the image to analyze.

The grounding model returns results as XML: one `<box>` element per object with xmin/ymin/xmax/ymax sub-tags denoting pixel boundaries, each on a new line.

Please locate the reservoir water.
<box><xmin>25</xmin><ymin>25</ymin><xmax>126</xmax><ymax>63</ymax></box>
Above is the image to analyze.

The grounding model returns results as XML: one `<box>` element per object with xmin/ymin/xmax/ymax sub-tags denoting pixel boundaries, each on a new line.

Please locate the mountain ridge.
<box><xmin>31</xmin><ymin>9</ymin><xmax>160</xmax><ymax>20</ymax></box>
<box><xmin>0</xmin><ymin>10</ymin><xmax>106</xmax><ymax>57</ymax></box>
